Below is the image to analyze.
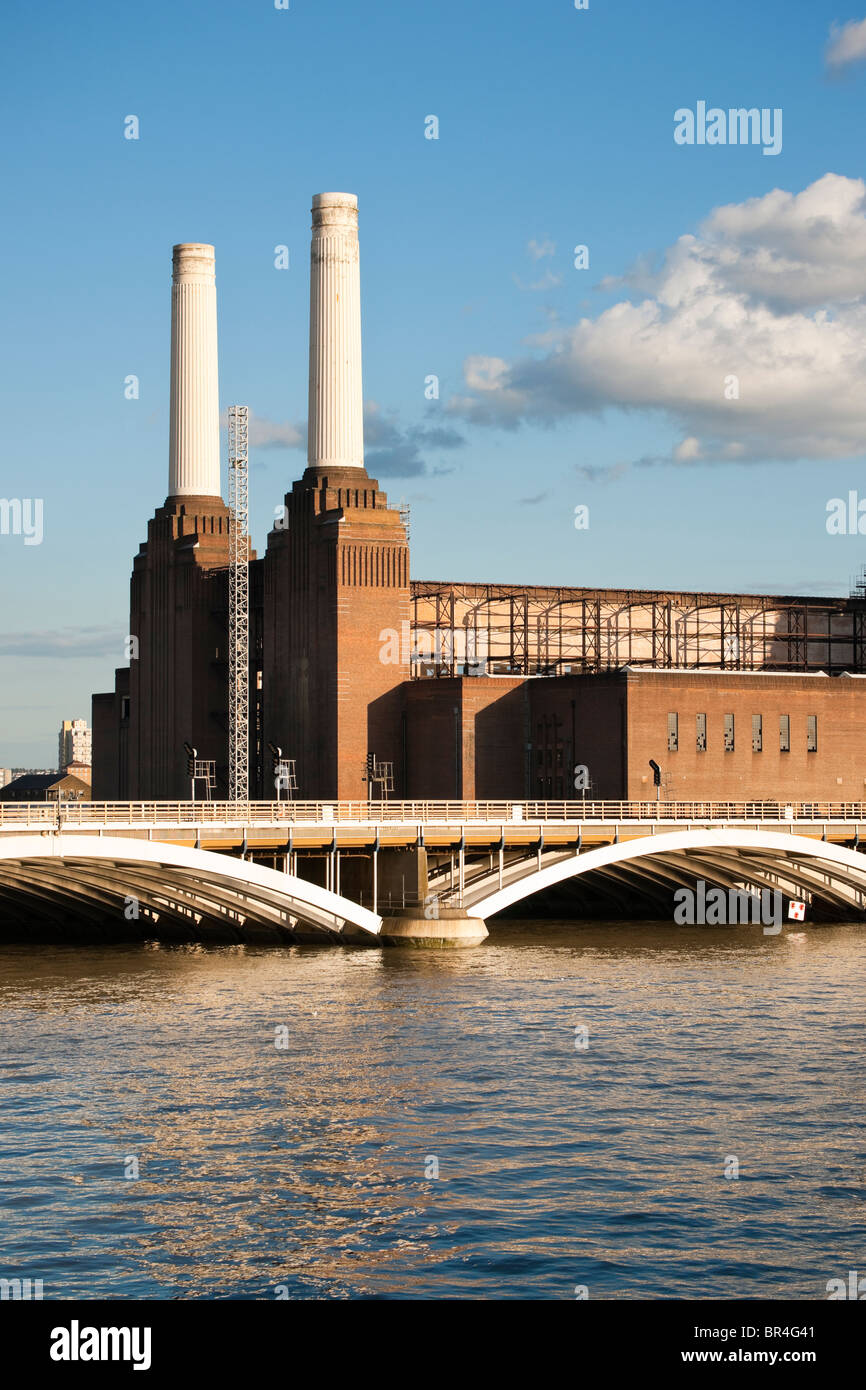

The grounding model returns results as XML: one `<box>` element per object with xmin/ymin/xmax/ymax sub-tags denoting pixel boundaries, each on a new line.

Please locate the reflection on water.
<box><xmin>1</xmin><ymin>922</ymin><xmax>864</xmax><ymax>1299</ymax></box>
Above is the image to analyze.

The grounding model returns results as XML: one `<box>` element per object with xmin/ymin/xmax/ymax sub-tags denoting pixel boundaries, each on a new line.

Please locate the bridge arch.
<box><xmin>463</xmin><ymin>829</ymin><xmax>866</xmax><ymax>923</ymax></box>
<box><xmin>0</xmin><ymin>834</ymin><xmax>382</xmax><ymax>941</ymax></box>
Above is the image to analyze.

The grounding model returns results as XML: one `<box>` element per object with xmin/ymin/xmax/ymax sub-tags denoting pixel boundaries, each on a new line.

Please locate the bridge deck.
<box><xmin>0</xmin><ymin>801</ymin><xmax>864</xmax><ymax>852</ymax></box>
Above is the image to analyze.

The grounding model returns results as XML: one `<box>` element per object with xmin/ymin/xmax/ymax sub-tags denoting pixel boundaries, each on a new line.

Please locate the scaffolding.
<box><xmin>227</xmin><ymin>406</ymin><xmax>249</xmax><ymax>801</ymax></box>
<box><xmin>388</xmin><ymin>498</ymin><xmax>411</xmax><ymax>542</ymax></box>
<box><xmin>409</xmin><ymin>581</ymin><xmax>866</xmax><ymax>678</ymax></box>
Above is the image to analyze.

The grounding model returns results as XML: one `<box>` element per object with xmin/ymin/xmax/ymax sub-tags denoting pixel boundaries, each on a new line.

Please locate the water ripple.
<box><xmin>0</xmin><ymin>923</ymin><xmax>864</xmax><ymax>1299</ymax></box>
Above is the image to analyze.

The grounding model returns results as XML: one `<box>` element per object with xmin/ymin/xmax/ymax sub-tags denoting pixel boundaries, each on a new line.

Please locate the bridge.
<box><xmin>0</xmin><ymin>832</ymin><xmax>382</xmax><ymax>944</ymax></box>
<box><xmin>1</xmin><ymin>799</ymin><xmax>866</xmax><ymax>943</ymax></box>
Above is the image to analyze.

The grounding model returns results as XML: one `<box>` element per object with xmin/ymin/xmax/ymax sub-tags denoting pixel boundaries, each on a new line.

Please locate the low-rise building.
<box><xmin>0</xmin><ymin>771</ymin><xmax>91</xmax><ymax>802</ymax></box>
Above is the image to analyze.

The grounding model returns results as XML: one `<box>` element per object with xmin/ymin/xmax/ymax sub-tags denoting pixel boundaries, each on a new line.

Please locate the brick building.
<box><xmin>0</xmin><ymin>772</ymin><xmax>91</xmax><ymax>802</ymax></box>
<box><xmin>263</xmin><ymin>466</ymin><xmax>409</xmax><ymax>801</ymax></box>
<box><xmin>91</xmin><ymin>194</ymin><xmax>866</xmax><ymax>805</ymax></box>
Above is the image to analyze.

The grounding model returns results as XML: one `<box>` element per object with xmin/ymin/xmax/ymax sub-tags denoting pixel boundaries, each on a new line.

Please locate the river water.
<box><xmin>1</xmin><ymin>923</ymin><xmax>864</xmax><ymax>1300</ymax></box>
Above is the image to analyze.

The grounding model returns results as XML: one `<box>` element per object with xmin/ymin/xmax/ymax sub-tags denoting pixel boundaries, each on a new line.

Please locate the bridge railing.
<box><xmin>2</xmin><ymin>798</ymin><xmax>866</xmax><ymax>826</ymax></box>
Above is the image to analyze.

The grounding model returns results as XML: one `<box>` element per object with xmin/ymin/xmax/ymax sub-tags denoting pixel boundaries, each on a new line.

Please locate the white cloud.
<box><xmin>699</xmin><ymin>173</ymin><xmax>866</xmax><ymax>307</ymax></box>
<box><xmin>249</xmin><ymin>416</ymin><xmax>305</xmax><ymax>449</ymax></box>
<box><xmin>826</xmin><ymin>17</ymin><xmax>866</xmax><ymax>71</ymax></box>
<box><xmin>515</xmin><ymin>239</ymin><xmax>562</xmax><ymax>290</ymax></box>
<box><xmin>465</xmin><ymin>356</ymin><xmax>510</xmax><ymax>392</ymax></box>
<box><xmin>447</xmin><ymin>174</ymin><xmax>866</xmax><ymax>463</ymax></box>
<box><xmin>219</xmin><ymin>410</ymin><xmax>304</xmax><ymax>449</ymax></box>
<box><xmin>673</xmin><ymin>436</ymin><xmax>703</xmax><ymax>462</ymax></box>
<box><xmin>513</xmin><ymin>269</ymin><xmax>564</xmax><ymax>292</ymax></box>
<box><xmin>527</xmin><ymin>239</ymin><xmax>555</xmax><ymax>260</ymax></box>
<box><xmin>0</xmin><ymin>627</ymin><xmax>122</xmax><ymax>658</ymax></box>
<box><xmin>575</xmin><ymin>462</ymin><xmax>630</xmax><ymax>483</ymax></box>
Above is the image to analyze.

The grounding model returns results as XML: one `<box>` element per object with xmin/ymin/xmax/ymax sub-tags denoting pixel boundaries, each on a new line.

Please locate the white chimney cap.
<box><xmin>312</xmin><ymin>192</ymin><xmax>358</xmax><ymax>209</ymax></box>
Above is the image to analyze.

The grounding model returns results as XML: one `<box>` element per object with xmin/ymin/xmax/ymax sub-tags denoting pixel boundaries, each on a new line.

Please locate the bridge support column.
<box><xmin>380</xmin><ymin>906</ymin><xmax>488</xmax><ymax>948</ymax></box>
<box><xmin>337</xmin><ymin>845</ymin><xmax>429</xmax><ymax>912</ymax></box>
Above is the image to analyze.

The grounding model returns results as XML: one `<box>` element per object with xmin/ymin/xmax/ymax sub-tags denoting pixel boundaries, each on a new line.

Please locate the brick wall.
<box><xmin>404</xmin><ymin>677</ymin><xmax>526</xmax><ymax>798</ymax></box>
<box><xmin>263</xmin><ymin>467</ymin><xmax>410</xmax><ymax>801</ymax></box>
<box><xmin>625</xmin><ymin>671</ymin><xmax>866</xmax><ymax>801</ymax></box>
<box><xmin>528</xmin><ymin>676</ymin><xmax>627</xmax><ymax>799</ymax></box>
<box><xmin>91</xmin><ymin>498</ymin><xmax>235</xmax><ymax>799</ymax></box>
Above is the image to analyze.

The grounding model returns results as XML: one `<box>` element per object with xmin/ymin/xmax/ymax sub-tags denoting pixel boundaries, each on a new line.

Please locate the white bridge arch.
<box><xmin>462</xmin><ymin>829</ymin><xmax>866</xmax><ymax>922</ymax></box>
<box><xmin>0</xmin><ymin>834</ymin><xmax>382</xmax><ymax>941</ymax></box>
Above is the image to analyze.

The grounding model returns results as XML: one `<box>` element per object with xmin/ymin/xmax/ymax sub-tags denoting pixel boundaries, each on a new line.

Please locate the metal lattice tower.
<box><xmin>227</xmin><ymin>405</ymin><xmax>249</xmax><ymax>801</ymax></box>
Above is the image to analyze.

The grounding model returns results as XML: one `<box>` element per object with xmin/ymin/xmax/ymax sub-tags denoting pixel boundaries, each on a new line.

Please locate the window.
<box><xmin>668</xmin><ymin>712</ymin><xmax>678</xmax><ymax>752</ymax></box>
<box><xmin>807</xmin><ymin>714</ymin><xmax>818</xmax><ymax>753</ymax></box>
<box><xmin>724</xmin><ymin>713</ymin><xmax>735</xmax><ymax>752</ymax></box>
<box><xmin>120</xmin><ymin>695</ymin><xmax>130</xmax><ymax>722</ymax></box>
<box><xmin>780</xmin><ymin>714</ymin><xmax>790</xmax><ymax>753</ymax></box>
<box><xmin>752</xmin><ymin>714</ymin><xmax>762</xmax><ymax>753</ymax></box>
<box><xmin>696</xmin><ymin>713</ymin><xmax>707</xmax><ymax>752</ymax></box>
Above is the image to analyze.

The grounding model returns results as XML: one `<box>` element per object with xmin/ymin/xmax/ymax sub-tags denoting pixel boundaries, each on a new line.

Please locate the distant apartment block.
<box><xmin>59</xmin><ymin>719</ymin><xmax>92</xmax><ymax>774</ymax></box>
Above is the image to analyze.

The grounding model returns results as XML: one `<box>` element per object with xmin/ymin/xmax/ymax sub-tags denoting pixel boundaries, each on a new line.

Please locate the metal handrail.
<box><xmin>0</xmin><ymin>798</ymin><xmax>863</xmax><ymax>826</ymax></box>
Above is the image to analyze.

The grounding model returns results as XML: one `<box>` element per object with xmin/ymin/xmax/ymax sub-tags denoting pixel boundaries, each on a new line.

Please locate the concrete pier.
<box><xmin>380</xmin><ymin>906</ymin><xmax>489</xmax><ymax>948</ymax></box>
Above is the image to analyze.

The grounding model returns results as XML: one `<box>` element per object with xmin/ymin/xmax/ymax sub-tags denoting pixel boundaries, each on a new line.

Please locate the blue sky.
<box><xmin>2</xmin><ymin>0</ymin><xmax>866</xmax><ymax>764</ymax></box>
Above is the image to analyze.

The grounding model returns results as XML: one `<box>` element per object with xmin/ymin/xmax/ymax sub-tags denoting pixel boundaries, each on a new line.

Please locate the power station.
<box><xmin>92</xmin><ymin>194</ymin><xmax>866</xmax><ymax>806</ymax></box>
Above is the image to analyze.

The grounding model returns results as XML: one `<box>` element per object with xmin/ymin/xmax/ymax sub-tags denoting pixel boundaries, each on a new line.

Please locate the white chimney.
<box><xmin>169</xmin><ymin>243</ymin><xmax>221</xmax><ymax>497</ymax></box>
<box><xmin>307</xmin><ymin>194</ymin><xmax>365</xmax><ymax>471</ymax></box>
